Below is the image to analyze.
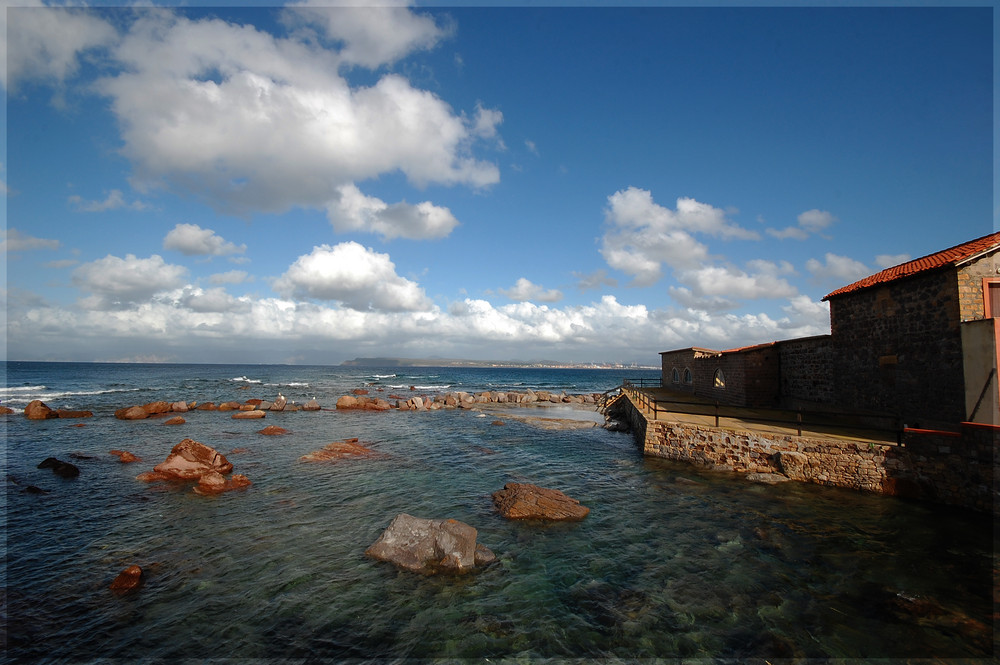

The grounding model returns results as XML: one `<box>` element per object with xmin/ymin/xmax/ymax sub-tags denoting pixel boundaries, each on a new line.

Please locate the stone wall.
<box><xmin>614</xmin><ymin>395</ymin><xmax>997</xmax><ymax>512</ymax></box>
<box><xmin>956</xmin><ymin>249</ymin><xmax>999</xmax><ymax>320</ymax></box>
<box><xmin>776</xmin><ymin>335</ymin><xmax>834</xmax><ymax>407</ymax></box>
<box><xmin>828</xmin><ymin>268</ymin><xmax>965</xmax><ymax>425</ymax></box>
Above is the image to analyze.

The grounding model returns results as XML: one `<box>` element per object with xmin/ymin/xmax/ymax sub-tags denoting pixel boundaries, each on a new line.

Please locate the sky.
<box><xmin>1</xmin><ymin>1</ymin><xmax>996</xmax><ymax>366</ymax></box>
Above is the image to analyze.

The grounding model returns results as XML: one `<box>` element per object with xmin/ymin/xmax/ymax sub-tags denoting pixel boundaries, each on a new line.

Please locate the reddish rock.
<box><xmin>136</xmin><ymin>471</ymin><xmax>175</xmax><ymax>482</ymax></box>
<box><xmin>218</xmin><ymin>401</ymin><xmax>241</xmax><ymax>411</ymax></box>
<box><xmin>152</xmin><ymin>438</ymin><xmax>233</xmax><ymax>480</ymax></box>
<box><xmin>110</xmin><ymin>450</ymin><xmax>141</xmax><ymax>463</ymax></box>
<box><xmin>0</xmin><ymin>405</ymin><xmax>14</xmax><ymax>415</ymax></box>
<box><xmin>492</xmin><ymin>483</ymin><xmax>590</xmax><ymax>521</ymax></box>
<box><xmin>142</xmin><ymin>401</ymin><xmax>171</xmax><ymax>415</ymax></box>
<box><xmin>491</xmin><ymin>420</ymin><xmax>506</xmax><ymax>426</ymax></box>
<box><xmin>56</xmin><ymin>409</ymin><xmax>93</xmax><ymax>419</ymax></box>
<box><xmin>229</xmin><ymin>447</ymin><xmax>250</xmax><ymax>454</ymax></box>
<box><xmin>352</xmin><ymin>388</ymin><xmax>369</xmax><ymax>395</ymax></box>
<box><xmin>258</xmin><ymin>425</ymin><xmax>288</xmax><ymax>435</ymax></box>
<box><xmin>231</xmin><ymin>410</ymin><xmax>266</xmax><ymax>419</ymax></box>
<box><xmin>170</xmin><ymin>401</ymin><xmax>189</xmax><ymax>413</ymax></box>
<box><xmin>239</xmin><ymin>404</ymin><xmax>256</xmax><ymax>411</ymax></box>
<box><xmin>194</xmin><ymin>472</ymin><xmax>252</xmax><ymax>494</ymax></box>
<box><xmin>300</xmin><ymin>438</ymin><xmax>379</xmax><ymax>462</ymax></box>
<box><xmin>109</xmin><ymin>564</ymin><xmax>143</xmax><ymax>593</ymax></box>
<box><xmin>196</xmin><ymin>402</ymin><xmax>218</xmax><ymax>411</ymax></box>
<box><xmin>336</xmin><ymin>395</ymin><xmax>360</xmax><ymax>410</ymax></box>
<box><xmin>25</xmin><ymin>400</ymin><xmax>57</xmax><ymax>420</ymax></box>
<box><xmin>163</xmin><ymin>416</ymin><xmax>186</xmax><ymax>425</ymax></box>
<box><xmin>245</xmin><ymin>398</ymin><xmax>263</xmax><ymax>406</ymax></box>
<box><xmin>115</xmin><ymin>405</ymin><xmax>149</xmax><ymax>420</ymax></box>
<box><xmin>302</xmin><ymin>399</ymin><xmax>321</xmax><ymax>411</ymax></box>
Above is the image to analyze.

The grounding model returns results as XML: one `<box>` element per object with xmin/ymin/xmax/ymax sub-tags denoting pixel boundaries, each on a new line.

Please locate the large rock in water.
<box><xmin>365</xmin><ymin>513</ymin><xmax>496</xmax><ymax>574</ymax></box>
<box><xmin>492</xmin><ymin>483</ymin><xmax>590</xmax><ymax>521</ymax></box>
<box><xmin>25</xmin><ymin>400</ymin><xmax>58</xmax><ymax>420</ymax></box>
<box><xmin>152</xmin><ymin>438</ymin><xmax>233</xmax><ymax>480</ymax></box>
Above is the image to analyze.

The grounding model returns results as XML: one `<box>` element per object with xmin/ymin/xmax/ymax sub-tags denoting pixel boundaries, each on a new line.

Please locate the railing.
<box><xmin>620</xmin><ymin>379</ymin><xmax>902</xmax><ymax>444</ymax></box>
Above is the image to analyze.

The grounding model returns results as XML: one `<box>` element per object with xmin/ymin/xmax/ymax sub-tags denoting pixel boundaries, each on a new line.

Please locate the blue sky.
<box><xmin>1</xmin><ymin>1</ymin><xmax>995</xmax><ymax>365</ymax></box>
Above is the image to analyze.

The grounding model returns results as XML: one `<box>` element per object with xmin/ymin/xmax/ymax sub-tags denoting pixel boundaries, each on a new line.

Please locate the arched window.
<box><xmin>683</xmin><ymin>368</ymin><xmax>693</xmax><ymax>384</ymax></box>
<box><xmin>714</xmin><ymin>368</ymin><xmax>726</xmax><ymax>389</ymax></box>
<box><xmin>671</xmin><ymin>368</ymin><xmax>680</xmax><ymax>383</ymax></box>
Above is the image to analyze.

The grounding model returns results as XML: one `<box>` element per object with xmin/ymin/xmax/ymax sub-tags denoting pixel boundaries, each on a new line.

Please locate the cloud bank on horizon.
<box><xmin>1</xmin><ymin>1</ymin><xmax>993</xmax><ymax>365</ymax></box>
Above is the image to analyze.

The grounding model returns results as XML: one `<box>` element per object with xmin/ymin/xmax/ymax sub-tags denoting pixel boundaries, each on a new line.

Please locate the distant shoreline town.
<box><xmin>339</xmin><ymin>357</ymin><xmax>658</xmax><ymax>370</ymax></box>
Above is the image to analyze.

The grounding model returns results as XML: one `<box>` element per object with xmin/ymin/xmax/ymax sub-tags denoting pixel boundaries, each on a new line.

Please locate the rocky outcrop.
<box><xmin>163</xmin><ymin>416</ymin><xmax>186</xmax><ymax>425</ymax></box>
<box><xmin>270</xmin><ymin>394</ymin><xmax>287</xmax><ymax>411</ymax></box>
<box><xmin>115</xmin><ymin>406</ymin><xmax>149</xmax><ymax>420</ymax></box>
<box><xmin>258</xmin><ymin>425</ymin><xmax>288</xmax><ymax>435</ymax></box>
<box><xmin>492</xmin><ymin>483</ymin><xmax>589</xmax><ymax>521</ymax></box>
<box><xmin>109</xmin><ymin>450</ymin><xmax>140</xmax><ymax>463</ymax></box>
<box><xmin>57</xmin><ymin>409</ymin><xmax>93</xmax><ymax>419</ymax></box>
<box><xmin>0</xmin><ymin>405</ymin><xmax>14</xmax><ymax>415</ymax></box>
<box><xmin>149</xmin><ymin>438</ymin><xmax>233</xmax><ymax>480</ymax></box>
<box><xmin>25</xmin><ymin>400</ymin><xmax>58</xmax><ymax>420</ymax></box>
<box><xmin>109</xmin><ymin>565</ymin><xmax>143</xmax><ymax>593</ymax></box>
<box><xmin>37</xmin><ymin>457</ymin><xmax>80</xmax><ymax>478</ymax></box>
<box><xmin>194</xmin><ymin>471</ymin><xmax>252</xmax><ymax>494</ymax></box>
<box><xmin>303</xmin><ymin>399</ymin><xmax>321</xmax><ymax>411</ymax></box>
<box><xmin>299</xmin><ymin>438</ymin><xmax>378</xmax><ymax>462</ymax></box>
<box><xmin>365</xmin><ymin>513</ymin><xmax>496</xmax><ymax>574</ymax></box>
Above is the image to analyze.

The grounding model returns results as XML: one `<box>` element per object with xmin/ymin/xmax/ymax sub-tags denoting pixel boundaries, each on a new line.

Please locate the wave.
<box><xmin>231</xmin><ymin>376</ymin><xmax>263</xmax><ymax>384</ymax></box>
<box><xmin>388</xmin><ymin>384</ymin><xmax>452</xmax><ymax>391</ymax></box>
<box><xmin>1</xmin><ymin>385</ymin><xmax>48</xmax><ymax>393</ymax></box>
<box><xmin>371</xmin><ymin>374</ymin><xmax>397</xmax><ymax>379</ymax></box>
<box><xmin>0</xmin><ymin>386</ymin><xmax>144</xmax><ymax>404</ymax></box>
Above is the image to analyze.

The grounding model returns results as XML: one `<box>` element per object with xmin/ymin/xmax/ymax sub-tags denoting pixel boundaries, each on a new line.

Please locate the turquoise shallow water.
<box><xmin>2</xmin><ymin>362</ymin><xmax>996</xmax><ymax>660</ymax></box>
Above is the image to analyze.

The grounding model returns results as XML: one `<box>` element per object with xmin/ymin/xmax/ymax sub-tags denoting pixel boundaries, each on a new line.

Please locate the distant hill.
<box><xmin>339</xmin><ymin>357</ymin><xmax>655</xmax><ymax>369</ymax></box>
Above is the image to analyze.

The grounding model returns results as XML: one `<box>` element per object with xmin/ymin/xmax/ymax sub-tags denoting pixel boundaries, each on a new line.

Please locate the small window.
<box><xmin>714</xmin><ymin>369</ymin><xmax>726</xmax><ymax>389</ymax></box>
<box><xmin>683</xmin><ymin>368</ymin><xmax>693</xmax><ymax>384</ymax></box>
<box><xmin>671</xmin><ymin>368</ymin><xmax>680</xmax><ymax>383</ymax></box>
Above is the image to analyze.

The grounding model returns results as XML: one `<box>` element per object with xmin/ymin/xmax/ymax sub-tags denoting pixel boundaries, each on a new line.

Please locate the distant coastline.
<box><xmin>340</xmin><ymin>357</ymin><xmax>658</xmax><ymax>370</ymax></box>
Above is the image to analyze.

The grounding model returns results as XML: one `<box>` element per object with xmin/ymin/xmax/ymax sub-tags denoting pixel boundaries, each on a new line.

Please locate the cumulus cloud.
<box><xmin>3</xmin><ymin>2</ymin><xmax>118</xmax><ymax>90</ymax></box>
<box><xmin>1</xmin><ymin>228</ymin><xmax>60</xmax><ymax>252</ymax></box>
<box><xmin>601</xmin><ymin>187</ymin><xmax>759</xmax><ymax>286</ymax></box>
<box><xmin>163</xmin><ymin>223</ymin><xmax>246</xmax><ymax>257</ymax></box>
<box><xmin>68</xmin><ymin>189</ymin><xmax>148</xmax><ymax>212</ymax></box>
<box><xmin>499</xmin><ymin>278</ymin><xmax>563</xmax><ymax>303</ymax></box>
<box><xmin>573</xmin><ymin>269</ymin><xmax>617</xmax><ymax>291</ymax></box>
<box><xmin>274</xmin><ymin>242</ymin><xmax>432</xmax><ymax>312</ymax></box>
<box><xmin>677</xmin><ymin>260</ymin><xmax>798</xmax><ymax>301</ymax></box>
<box><xmin>72</xmin><ymin>254</ymin><xmax>188</xmax><ymax>308</ymax></box>
<box><xmin>172</xmin><ymin>286</ymin><xmax>251</xmax><ymax>314</ymax></box>
<box><xmin>326</xmin><ymin>184</ymin><xmax>460</xmax><ymax>240</ymax></box>
<box><xmin>806</xmin><ymin>252</ymin><xmax>871</xmax><ymax>284</ymax></box>
<box><xmin>209</xmin><ymin>270</ymin><xmax>251</xmax><ymax>285</ymax></box>
<box><xmin>767</xmin><ymin>209</ymin><xmax>838</xmax><ymax>240</ymax></box>
<box><xmin>94</xmin><ymin>10</ymin><xmax>500</xmax><ymax>219</ymax></box>
<box><xmin>875</xmin><ymin>253</ymin><xmax>911</xmax><ymax>268</ymax></box>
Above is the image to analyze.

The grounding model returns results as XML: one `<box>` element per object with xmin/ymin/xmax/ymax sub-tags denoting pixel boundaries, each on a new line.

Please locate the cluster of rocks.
<box><xmin>337</xmin><ymin>389</ymin><xmax>602</xmax><ymax>411</ymax></box>
<box><xmin>115</xmin><ymin>394</ymin><xmax>321</xmax><ymax>421</ymax></box>
<box><xmin>135</xmin><ymin>438</ymin><xmax>251</xmax><ymax>494</ymax></box>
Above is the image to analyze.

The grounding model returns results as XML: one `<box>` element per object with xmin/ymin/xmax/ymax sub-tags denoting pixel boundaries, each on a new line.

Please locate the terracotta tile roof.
<box><xmin>823</xmin><ymin>231</ymin><xmax>1000</xmax><ymax>300</ymax></box>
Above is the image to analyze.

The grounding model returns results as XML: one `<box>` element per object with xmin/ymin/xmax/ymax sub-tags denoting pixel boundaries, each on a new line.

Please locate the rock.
<box><xmin>109</xmin><ymin>564</ymin><xmax>143</xmax><ymax>593</ymax></box>
<box><xmin>218</xmin><ymin>401</ymin><xmax>241</xmax><ymax>411</ymax></box>
<box><xmin>745</xmin><ymin>473</ymin><xmax>791</xmax><ymax>484</ymax></box>
<box><xmin>303</xmin><ymin>399</ymin><xmax>321</xmax><ymax>411</ymax></box>
<box><xmin>115</xmin><ymin>405</ymin><xmax>149</xmax><ymax>420</ymax></box>
<box><xmin>163</xmin><ymin>416</ymin><xmax>186</xmax><ymax>425</ymax></box>
<box><xmin>56</xmin><ymin>409</ymin><xmax>93</xmax><ymax>419</ymax></box>
<box><xmin>170</xmin><ymin>401</ymin><xmax>189</xmax><ymax>412</ymax></box>
<box><xmin>270</xmin><ymin>394</ymin><xmax>287</xmax><ymax>411</ymax></box>
<box><xmin>352</xmin><ymin>389</ymin><xmax>369</xmax><ymax>396</ymax></box>
<box><xmin>0</xmin><ymin>405</ymin><xmax>14</xmax><ymax>414</ymax></box>
<box><xmin>238</xmin><ymin>404</ymin><xmax>256</xmax><ymax>411</ymax></box>
<box><xmin>37</xmin><ymin>457</ymin><xmax>80</xmax><ymax>478</ymax></box>
<box><xmin>231</xmin><ymin>410</ymin><xmax>266</xmax><ymax>419</ymax></box>
<box><xmin>152</xmin><ymin>438</ymin><xmax>233</xmax><ymax>480</ymax></box>
<box><xmin>492</xmin><ymin>483</ymin><xmax>589</xmax><ymax>521</ymax></box>
<box><xmin>136</xmin><ymin>471</ymin><xmax>175</xmax><ymax>482</ymax></box>
<box><xmin>365</xmin><ymin>513</ymin><xmax>495</xmax><ymax>574</ymax></box>
<box><xmin>196</xmin><ymin>402</ymin><xmax>218</xmax><ymax>411</ymax></box>
<box><xmin>258</xmin><ymin>425</ymin><xmax>288</xmax><ymax>435</ymax></box>
<box><xmin>25</xmin><ymin>400</ymin><xmax>57</xmax><ymax>420</ymax></box>
<box><xmin>245</xmin><ymin>399</ymin><xmax>263</xmax><ymax>406</ymax></box>
<box><xmin>109</xmin><ymin>450</ymin><xmax>141</xmax><ymax>463</ymax></box>
<box><xmin>336</xmin><ymin>395</ymin><xmax>360</xmax><ymax>410</ymax></box>
<box><xmin>491</xmin><ymin>420</ymin><xmax>506</xmax><ymax>426</ymax></box>
<box><xmin>300</xmin><ymin>438</ymin><xmax>379</xmax><ymax>462</ymax></box>
<box><xmin>774</xmin><ymin>451</ymin><xmax>809</xmax><ymax>481</ymax></box>
<box><xmin>194</xmin><ymin>471</ymin><xmax>252</xmax><ymax>494</ymax></box>
<box><xmin>142</xmin><ymin>401</ymin><xmax>171</xmax><ymax>415</ymax></box>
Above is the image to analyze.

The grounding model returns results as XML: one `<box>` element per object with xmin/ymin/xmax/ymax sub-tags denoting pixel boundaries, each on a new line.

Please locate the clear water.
<box><xmin>2</xmin><ymin>362</ymin><xmax>995</xmax><ymax>660</ymax></box>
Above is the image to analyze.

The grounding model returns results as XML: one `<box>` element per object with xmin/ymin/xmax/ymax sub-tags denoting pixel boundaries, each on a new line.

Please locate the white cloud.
<box><xmin>3</xmin><ymin>2</ymin><xmax>118</xmax><ymax>90</ymax></box>
<box><xmin>72</xmin><ymin>253</ymin><xmax>188</xmax><ymax>308</ymax></box>
<box><xmin>163</xmin><ymin>223</ymin><xmax>246</xmax><ymax>257</ymax></box>
<box><xmin>677</xmin><ymin>260</ymin><xmax>798</xmax><ymax>301</ymax></box>
<box><xmin>94</xmin><ymin>10</ymin><xmax>499</xmax><ymax>218</ymax></box>
<box><xmin>1</xmin><ymin>228</ymin><xmax>60</xmax><ymax>252</ymax></box>
<box><xmin>326</xmin><ymin>184</ymin><xmax>460</xmax><ymax>240</ymax></box>
<box><xmin>209</xmin><ymin>270</ymin><xmax>251</xmax><ymax>285</ymax></box>
<box><xmin>68</xmin><ymin>189</ymin><xmax>148</xmax><ymax>212</ymax></box>
<box><xmin>282</xmin><ymin>1</ymin><xmax>449</xmax><ymax>69</ymax></box>
<box><xmin>806</xmin><ymin>252</ymin><xmax>871</xmax><ymax>284</ymax></box>
<box><xmin>875</xmin><ymin>253</ymin><xmax>911</xmax><ymax>268</ymax></box>
<box><xmin>573</xmin><ymin>269</ymin><xmax>617</xmax><ymax>291</ymax></box>
<box><xmin>767</xmin><ymin>208</ymin><xmax>838</xmax><ymax>240</ymax></box>
<box><xmin>499</xmin><ymin>278</ymin><xmax>563</xmax><ymax>303</ymax></box>
<box><xmin>171</xmin><ymin>286</ymin><xmax>251</xmax><ymax>314</ymax></box>
<box><xmin>601</xmin><ymin>187</ymin><xmax>759</xmax><ymax>286</ymax></box>
<box><xmin>274</xmin><ymin>242</ymin><xmax>432</xmax><ymax>312</ymax></box>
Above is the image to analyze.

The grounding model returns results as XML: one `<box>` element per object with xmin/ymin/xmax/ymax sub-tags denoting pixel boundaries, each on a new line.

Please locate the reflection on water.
<box><xmin>2</xmin><ymin>362</ymin><xmax>996</xmax><ymax>660</ymax></box>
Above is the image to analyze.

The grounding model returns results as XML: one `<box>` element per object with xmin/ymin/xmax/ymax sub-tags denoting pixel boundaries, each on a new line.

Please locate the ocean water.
<box><xmin>2</xmin><ymin>361</ymin><xmax>995</xmax><ymax>661</ymax></box>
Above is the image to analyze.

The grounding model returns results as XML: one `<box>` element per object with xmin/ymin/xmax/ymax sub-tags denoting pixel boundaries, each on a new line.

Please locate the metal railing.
<box><xmin>619</xmin><ymin>379</ymin><xmax>902</xmax><ymax>444</ymax></box>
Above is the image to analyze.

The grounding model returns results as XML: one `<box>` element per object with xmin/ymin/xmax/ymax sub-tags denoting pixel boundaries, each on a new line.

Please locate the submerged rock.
<box><xmin>56</xmin><ymin>409</ymin><xmax>93</xmax><ymax>419</ymax></box>
<box><xmin>492</xmin><ymin>482</ymin><xmax>589</xmax><ymax>521</ymax></box>
<box><xmin>109</xmin><ymin>565</ymin><xmax>143</xmax><ymax>593</ymax></box>
<box><xmin>37</xmin><ymin>457</ymin><xmax>80</xmax><ymax>478</ymax></box>
<box><xmin>299</xmin><ymin>438</ymin><xmax>378</xmax><ymax>462</ymax></box>
<box><xmin>258</xmin><ymin>425</ymin><xmax>289</xmax><ymax>435</ymax></box>
<box><xmin>109</xmin><ymin>450</ymin><xmax>141</xmax><ymax>463</ymax></box>
<box><xmin>744</xmin><ymin>473</ymin><xmax>790</xmax><ymax>485</ymax></box>
<box><xmin>194</xmin><ymin>471</ymin><xmax>252</xmax><ymax>494</ymax></box>
<box><xmin>151</xmin><ymin>438</ymin><xmax>233</xmax><ymax>480</ymax></box>
<box><xmin>365</xmin><ymin>513</ymin><xmax>496</xmax><ymax>574</ymax></box>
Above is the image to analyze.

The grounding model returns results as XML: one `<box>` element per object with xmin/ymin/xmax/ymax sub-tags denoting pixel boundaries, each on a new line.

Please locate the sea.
<box><xmin>2</xmin><ymin>361</ymin><xmax>996</xmax><ymax>661</ymax></box>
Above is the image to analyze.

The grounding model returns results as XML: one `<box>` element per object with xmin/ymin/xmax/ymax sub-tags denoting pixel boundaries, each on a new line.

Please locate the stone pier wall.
<box><xmin>610</xmin><ymin>395</ymin><xmax>997</xmax><ymax>512</ymax></box>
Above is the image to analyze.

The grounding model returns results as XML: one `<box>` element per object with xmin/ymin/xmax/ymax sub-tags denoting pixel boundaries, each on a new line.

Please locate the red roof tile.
<box><xmin>823</xmin><ymin>231</ymin><xmax>1000</xmax><ymax>300</ymax></box>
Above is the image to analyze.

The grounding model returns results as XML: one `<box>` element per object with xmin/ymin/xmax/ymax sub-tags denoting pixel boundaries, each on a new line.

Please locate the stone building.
<box><xmin>660</xmin><ymin>231</ymin><xmax>1000</xmax><ymax>426</ymax></box>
